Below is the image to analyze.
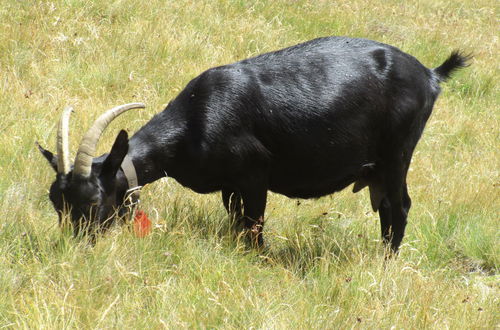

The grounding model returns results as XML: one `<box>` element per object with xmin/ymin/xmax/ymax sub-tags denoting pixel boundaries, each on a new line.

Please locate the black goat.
<box><xmin>39</xmin><ymin>36</ymin><xmax>469</xmax><ymax>251</ymax></box>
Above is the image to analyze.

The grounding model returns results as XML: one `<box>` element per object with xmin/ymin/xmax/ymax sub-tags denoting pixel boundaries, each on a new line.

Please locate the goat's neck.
<box><xmin>126</xmin><ymin>113</ymin><xmax>185</xmax><ymax>187</ymax></box>
<box><xmin>126</xmin><ymin>145</ymin><xmax>165</xmax><ymax>187</ymax></box>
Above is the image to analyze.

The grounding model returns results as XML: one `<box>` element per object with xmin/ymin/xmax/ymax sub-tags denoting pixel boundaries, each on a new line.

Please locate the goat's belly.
<box><xmin>269</xmin><ymin>173</ymin><xmax>357</xmax><ymax>199</ymax></box>
<box><xmin>267</xmin><ymin>154</ymin><xmax>365</xmax><ymax>198</ymax></box>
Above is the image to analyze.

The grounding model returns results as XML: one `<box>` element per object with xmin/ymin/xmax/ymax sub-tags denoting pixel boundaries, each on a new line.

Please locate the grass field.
<box><xmin>0</xmin><ymin>0</ymin><xmax>498</xmax><ymax>328</ymax></box>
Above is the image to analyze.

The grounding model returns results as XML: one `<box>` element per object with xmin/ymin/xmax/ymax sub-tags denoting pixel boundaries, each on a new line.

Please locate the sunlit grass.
<box><xmin>0</xmin><ymin>0</ymin><xmax>498</xmax><ymax>328</ymax></box>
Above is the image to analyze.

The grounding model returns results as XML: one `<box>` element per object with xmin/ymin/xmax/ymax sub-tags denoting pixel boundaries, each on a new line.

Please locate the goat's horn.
<box><xmin>57</xmin><ymin>106</ymin><xmax>73</xmax><ymax>174</ymax></box>
<box><xmin>72</xmin><ymin>103</ymin><xmax>145</xmax><ymax>178</ymax></box>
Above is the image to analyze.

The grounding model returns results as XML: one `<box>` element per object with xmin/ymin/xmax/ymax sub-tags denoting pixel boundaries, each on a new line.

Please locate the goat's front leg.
<box><xmin>221</xmin><ymin>189</ymin><xmax>243</xmax><ymax>227</ymax></box>
<box><xmin>240</xmin><ymin>184</ymin><xmax>267</xmax><ymax>248</ymax></box>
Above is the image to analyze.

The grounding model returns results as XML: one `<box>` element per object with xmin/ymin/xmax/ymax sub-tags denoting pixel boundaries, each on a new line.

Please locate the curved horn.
<box><xmin>57</xmin><ymin>106</ymin><xmax>73</xmax><ymax>174</ymax></box>
<box><xmin>72</xmin><ymin>103</ymin><xmax>145</xmax><ymax>178</ymax></box>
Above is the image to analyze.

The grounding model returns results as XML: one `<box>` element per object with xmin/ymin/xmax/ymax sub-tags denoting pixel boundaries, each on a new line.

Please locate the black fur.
<box><xmin>40</xmin><ymin>36</ymin><xmax>470</xmax><ymax>251</ymax></box>
<box><xmin>433</xmin><ymin>51</ymin><xmax>472</xmax><ymax>82</ymax></box>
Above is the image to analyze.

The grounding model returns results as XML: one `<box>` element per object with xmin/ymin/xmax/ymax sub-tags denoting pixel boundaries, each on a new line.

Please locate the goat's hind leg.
<box><xmin>378</xmin><ymin>197</ymin><xmax>393</xmax><ymax>246</ymax></box>
<box><xmin>389</xmin><ymin>179</ymin><xmax>411</xmax><ymax>252</ymax></box>
<box><xmin>377</xmin><ymin>163</ymin><xmax>411</xmax><ymax>253</ymax></box>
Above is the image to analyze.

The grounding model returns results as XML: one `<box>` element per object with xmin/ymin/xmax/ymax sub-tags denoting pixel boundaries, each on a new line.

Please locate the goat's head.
<box><xmin>38</xmin><ymin>103</ymin><xmax>144</xmax><ymax>237</ymax></box>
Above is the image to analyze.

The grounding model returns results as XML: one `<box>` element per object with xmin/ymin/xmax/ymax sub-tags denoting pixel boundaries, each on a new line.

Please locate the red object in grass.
<box><xmin>133</xmin><ymin>210</ymin><xmax>152</xmax><ymax>237</ymax></box>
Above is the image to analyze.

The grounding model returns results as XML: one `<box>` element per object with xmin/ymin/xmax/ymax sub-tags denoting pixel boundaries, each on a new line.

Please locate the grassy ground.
<box><xmin>0</xmin><ymin>0</ymin><xmax>498</xmax><ymax>328</ymax></box>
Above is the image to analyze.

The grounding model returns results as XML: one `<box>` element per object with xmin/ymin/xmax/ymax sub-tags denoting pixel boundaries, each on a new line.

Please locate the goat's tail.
<box><xmin>433</xmin><ymin>51</ymin><xmax>472</xmax><ymax>82</ymax></box>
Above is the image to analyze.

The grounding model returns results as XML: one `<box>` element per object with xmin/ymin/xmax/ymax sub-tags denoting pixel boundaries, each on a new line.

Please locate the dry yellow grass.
<box><xmin>0</xmin><ymin>0</ymin><xmax>498</xmax><ymax>328</ymax></box>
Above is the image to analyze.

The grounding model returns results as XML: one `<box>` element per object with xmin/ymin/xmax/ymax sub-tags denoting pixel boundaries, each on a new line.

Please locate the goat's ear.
<box><xmin>101</xmin><ymin>130</ymin><xmax>129</xmax><ymax>179</ymax></box>
<box><xmin>36</xmin><ymin>142</ymin><xmax>58</xmax><ymax>172</ymax></box>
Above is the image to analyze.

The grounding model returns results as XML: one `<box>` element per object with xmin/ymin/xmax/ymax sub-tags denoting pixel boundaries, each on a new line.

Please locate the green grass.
<box><xmin>1</xmin><ymin>0</ymin><xmax>498</xmax><ymax>328</ymax></box>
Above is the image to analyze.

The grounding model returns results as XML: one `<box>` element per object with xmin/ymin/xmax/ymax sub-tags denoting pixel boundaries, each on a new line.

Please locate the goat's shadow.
<box><xmin>170</xmin><ymin>205</ymin><xmax>379</xmax><ymax>277</ymax></box>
